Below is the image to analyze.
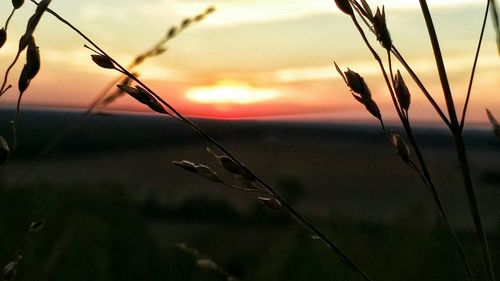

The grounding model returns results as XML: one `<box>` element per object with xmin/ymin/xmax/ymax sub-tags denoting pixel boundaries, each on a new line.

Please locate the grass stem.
<box><xmin>460</xmin><ymin>0</ymin><xmax>490</xmax><ymax>129</ymax></box>
<box><xmin>33</xmin><ymin>2</ymin><xmax>375</xmax><ymax>280</ymax></box>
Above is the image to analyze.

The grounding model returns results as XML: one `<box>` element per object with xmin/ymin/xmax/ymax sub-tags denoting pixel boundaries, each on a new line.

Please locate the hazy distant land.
<box><xmin>1</xmin><ymin>108</ymin><xmax>499</xmax><ymax>230</ymax></box>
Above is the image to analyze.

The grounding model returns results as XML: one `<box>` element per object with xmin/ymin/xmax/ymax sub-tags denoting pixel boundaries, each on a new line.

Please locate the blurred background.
<box><xmin>0</xmin><ymin>0</ymin><xmax>499</xmax><ymax>281</ymax></box>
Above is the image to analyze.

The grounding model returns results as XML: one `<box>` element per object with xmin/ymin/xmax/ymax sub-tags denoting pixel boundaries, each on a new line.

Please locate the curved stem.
<box><xmin>351</xmin><ymin>8</ymin><xmax>474</xmax><ymax>279</ymax></box>
<box><xmin>349</xmin><ymin>1</ymin><xmax>451</xmax><ymax>128</ymax></box>
<box><xmin>418</xmin><ymin>0</ymin><xmax>458</xmax><ymax>128</ymax></box>
<box><xmin>35</xmin><ymin>2</ymin><xmax>374</xmax><ymax>280</ymax></box>
<box><xmin>5</xmin><ymin>9</ymin><xmax>16</xmax><ymax>30</ymax></box>
<box><xmin>390</xmin><ymin>47</ymin><xmax>452</xmax><ymax>128</ymax></box>
<box><xmin>349</xmin><ymin>14</ymin><xmax>404</xmax><ymax>122</ymax></box>
<box><xmin>460</xmin><ymin>0</ymin><xmax>490</xmax><ymax>128</ymax></box>
<box><xmin>0</xmin><ymin>50</ymin><xmax>22</xmax><ymax>96</ymax></box>
<box><xmin>420</xmin><ymin>1</ymin><xmax>496</xmax><ymax>280</ymax></box>
<box><xmin>402</xmin><ymin>117</ymin><xmax>475</xmax><ymax>281</ymax></box>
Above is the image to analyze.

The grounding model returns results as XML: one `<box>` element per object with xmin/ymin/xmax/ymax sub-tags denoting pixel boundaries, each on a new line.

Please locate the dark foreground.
<box><xmin>0</xmin><ymin>108</ymin><xmax>499</xmax><ymax>281</ymax></box>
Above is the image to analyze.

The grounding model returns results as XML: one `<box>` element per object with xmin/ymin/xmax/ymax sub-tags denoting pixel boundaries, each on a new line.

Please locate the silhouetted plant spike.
<box><xmin>0</xmin><ymin>136</ymin><xmax>10</xmax><ymax>167</ymax></box>
<box><xmin>116</xmin><ymin>84</ymin><xmax>170</xmax><ymax>115</ymax></box>
<box><xmin>33</xmin><ymin>1</ymin><xmax>371</xmax><ymax>274</ymax></box>
<box><xmin>7</xmin><ymin>4</ymin><xmax>216</xmax><ymax>191</ymax></box>
<box><xmin>5</xmin><ymin>1</ymin><xmax>497</xmax><ymax>281</ymax></box>
<box><xmin>334</xmin><ymin>63</ymin><xmax>381</xmax><ymax>121</ymax></box>
<box><xmin>394</xmin><ymin>70</ymin><xmax>411</xmax><ymax>113</ymax></box>
<box><xmin>373</xmin><ymin>6</ymin><xmax>391</xmax><ymax>50</ymax></box>
<box><xmin>1</xmin><ymin>220</ymin><xmax>45</xmax><ymax>281</ymax></box>
<box><xmin>486</xmin><ymin>109</ymin><xmax>500</xmax><ymax>137</ymax></box>
<box><xmin>490</xmin><ymin>0</ymin><xmax>500</xmax><ymax>54</ymax></box>
<box><xmin>173</xmin><ymin>160</ymin><xmax>223</xmax><ymax>183</ymax></box>
<box><xmin>334</xmin><ymin>1</ymin><xmax>494</xmax><ymax>281</ymax></box>
<box><xmin>176</xmin><ymin>243</ymin><xmax>243</xmax><ymax>281</ymax></box>
<box><xmin>173</xmin><ymin>153</ymin><xmax>264</xmax><ymax>193</ymax></box>
<box><xmin>1</xmin><ymin>0</ymin><xmax>51</xmax><ymax>96</ymax></box>
<box><xmin>0</xmin><ymin>29</ymin><xmax>6</xmax><ymax>49</ymax></box>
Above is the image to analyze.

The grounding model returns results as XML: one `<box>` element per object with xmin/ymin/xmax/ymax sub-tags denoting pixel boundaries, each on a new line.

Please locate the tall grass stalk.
<box><xmin>30</xmin><ymin>1</ymin><xmax>374</xmax><ymax>280</ymax></box>
<box><xmin>11</xmin><ymin>7</ymin><xmax>214</xmax><ymax>187</ymax></box>
<box><xmin>336</xmin><ymin>1</ymin><xmax>476</xmax><ymax>279</ymax></box>
<box><xmin>418</xmin><ymin>1</ymin><xmax>495</xmax><ymax>280</ymax></box>
<box><xmin>336</xmin><ymin>0</ymin><xmax>496</xmax><ymax>280</ymax></box>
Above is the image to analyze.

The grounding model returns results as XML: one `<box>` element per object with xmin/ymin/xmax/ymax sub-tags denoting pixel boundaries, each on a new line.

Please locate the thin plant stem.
<box><xmin>33</xmin><ymin>2</ymin><xmax>375</xmax><ymax>280</ymax></box>
<box><xmin>349</xmin><ymin>0</ymin><xmax>451</xmax><ymax>128</ymax></box>
<box><xmin>460</xmin><ymin>0</ymin><xmax>491</xmax><ymax>128</ymax></box>
<box><xmin>4</xmin><ymin>9</ymin><xmax>16</xmax><ymax>30</ymax></box>
<box><xmin>454</xmin><ymin>133</ymin><xmax>496</xmax><ymax>281</ymax></box>
<box><xmin>0</xmin><ymin>50</ymin><xmax>22</xmax><ymax>96</ymax></box>
<box><xmin>390</xmin><ymin>47</ymin><xmax>452</xmax><ymax>128</ymax></box>
<box><xmin>419</xmin><ymin>1</ymin><xmax>496</xmax><ymax>280</ymax></box>
<box><xmin>349</xmin><ymin>13</ymin><xmax>404</xmax><ymax>122</ymax></box>
<box><xmin>348</xmin><ymin>8</ymin><xmax>474</xmax><ymax>280</ymax></box>
<box><xmin>490</xmin><ymin>0</ymin><xmax>500</xmax><ymax>54</ymax></box>
<box><xmin>402</xmin><ymin>116</ymin><xmax>475</xmax><ymax>281</ymax></box>
<box><xmin>418</xmin><ymin>0</ymin><xmax>458</xmax><ymax>127</ymax></box>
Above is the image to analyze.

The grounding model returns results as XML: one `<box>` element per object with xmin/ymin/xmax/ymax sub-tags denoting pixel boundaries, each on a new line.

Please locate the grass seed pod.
<box><xmin>0</xmin><ymin>136</ymin><xmax>10</xmax><ymax>165</ymax></box>
<box><xmin>1</xmin><ymin>261</ymin><xmax>18</xmax><ymax>281</ymax></box>
<box><xmin>12</xmin><ymin>0</ymin><xmax>24</xmax><ymax>9</ymax></box>
<box><xmin>26</xmin><ymin>37</ymin><xmax>40</xmax><ymax>79</ymax></box>
<box><xmin>0</xmin><ymin>29</ymin><xmax>6</xmax><ymax>49</ymax></box>
<box><xmin>394</xmin><ymin>70</ymin><xmax>411</xmax><ymax>111</ymax></box>
<box><xmin>391</xmin><ymin>133</ymin><xmax>410</xmax><ymax>162</ymax></box>
<box><xmin>18</xmin><ymin>64</ymin><xmax>30</xmax><ymax>94</ymax></box>
<box><xmin>196</xmin><ymin>259</ymin><xmax>218</xmax><ymax>271</ymax></box>
<box><xmin>117</xmin><ymin>85</ymin><xmax>168</xmax><ymax>114</ymax></box>
<box><xmin>334</xmin><ymin>0</ymin><xmax>353</xmax><ymax>16</ymax></box>
<box><xmin>373</xmin><ymin>7</ymin><xmax>392</xmax><ymax>50</ymax></box>
<box><xmin>28</xmin><ymin>220</ymin><xmax>45</xmax><ymax>234</ymax></box>
<box><xmin>258</xmin><ymin>196</ymin><xmax>282</xmax><ymax>211</ymax></box>
<box><xmin>91</xmin><ymin>54</ymin><xmax>115</xmax><ymax>69</ymax></box>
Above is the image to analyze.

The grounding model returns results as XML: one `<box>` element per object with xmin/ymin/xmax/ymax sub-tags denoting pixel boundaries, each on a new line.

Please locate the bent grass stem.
<box><xmin>32</xmin><ymin>1</ymin><xmax>374</xmax><ymax>280</ymax></box>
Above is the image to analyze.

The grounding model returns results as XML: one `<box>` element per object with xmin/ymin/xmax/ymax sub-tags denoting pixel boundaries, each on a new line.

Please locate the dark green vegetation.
<box><xmin>0</xmin><ymin>181</ymin><xmax>499</xmax><ymax>281</ymax></box>
<box><xmin>1</xmin><ymin>109</ymin><xmax>499</xmax><ymax>280</ymax></box>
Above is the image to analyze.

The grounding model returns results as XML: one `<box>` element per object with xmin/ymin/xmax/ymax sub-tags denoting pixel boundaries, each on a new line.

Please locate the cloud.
<box><xmin>164</xmin><ymin>0</ymin><xmax>483</xmax><ymax>27</ymax></box>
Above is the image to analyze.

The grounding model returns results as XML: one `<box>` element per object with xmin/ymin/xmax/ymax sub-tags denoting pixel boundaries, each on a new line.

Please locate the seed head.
<box><xmin>258</xmin><ymin>196</ymin><xmax>282</xmax><ymax>211</ymax></box>
<box><xmin>1</xmin><ymin>261</ymin><xmax>18</xmax><ymax>281</ymax></box>
<box><xmin>360</xmin><ymin>0</ymin><xmax>374</xmax><ymax>20</ymax></box>
<box><xmin>26</xmin><ymin>36</ymin><xmax>40</xmax><ymax>79</ymax></box>
<box><xmin>486</xmin><ymin>109</ymin><xmax>500</xmax><ymax>137</ymax></box>
<box><xmin>0</xmin><ymin>29</ymin><xmax>6</xmax><ymax>49</ymax></box>
<box><xmin>373</xmin><ymin>6</ymin><xmax>392</xmax><ymax>50</ymax></box>
<box><xmin>196</xmin><ymin>259</ymin><xmax>218</xmax><ymax>271</ymax></box>
<box><xmin>117</xmin><ymin>85</ymin><xmax>168</xmax><ymax>114</ymax></box>
<box><xmin>344</xmin><ymin>69</ymin><xmax>371</xmax><ymax>100</ymax></box>
<box><xmin>173</xmin><ymin>160</ymin><xmax>223</xmax><ymax>183</ymax></box>
<box><xmin>394</xmin><ymin>70</ymin><xmax>411</xmax><ymax>111</ymax></box>
<box><xmin>0</xmin><ymin>136</ymin><xmax>10</xmax><ymax>166</ymax></box>
<box><xmin>334</xmin><ymin>0</ymin><xmax>353</xmax><ymax>16</ymax></box>
<box><xmin>391</xmin><ymin>133</ymin><xmax>410</xmax><ymax>163</ymax></box>
<box><xmin>28</xmin><ymin>219</ymin><xmax>45</xmax><ymax>234</ymax></box>
<box><xmin>12</xmin><ymin>0</ymin><xmax>24</xmax><ymax>9</ymax></box>
<box><xmin>91</xmin><ymin>54</ymin><xmax>115</xmax><ymax>69</ymax></box>
<box><xmin>18</xmin><ymin>64</ymin><xmax>31</xmax><ymax>94</ymax></box>
<box><xmin>167</xmin><ymin>26</ymin><xmax>177</xmax><ymax>39</ymax></box>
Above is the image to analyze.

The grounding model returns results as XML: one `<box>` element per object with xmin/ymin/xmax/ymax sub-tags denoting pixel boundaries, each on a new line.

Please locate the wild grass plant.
<box><xmin>0</xmin><ymin>0</ymin><xmax>499</xmax><ymax>280</ymax></box>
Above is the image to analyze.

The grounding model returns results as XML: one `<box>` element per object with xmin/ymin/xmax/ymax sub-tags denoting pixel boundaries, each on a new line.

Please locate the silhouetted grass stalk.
<box><xmin>334</xmin><ymin>0</ymin><xmax>500</xmax><ymax>279</ymax></box>
<box><xmin>31</xmin><ymin>1</ymin><xmax>374</xmax><ymax>280</ymax></box>
<box><xmin>418</xmin><ymin>1</ymin><xmax>496</xmax><ymax>281</ymax></box>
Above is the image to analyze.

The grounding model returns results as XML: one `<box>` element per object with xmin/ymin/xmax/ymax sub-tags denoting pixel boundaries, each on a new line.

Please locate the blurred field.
<box><xmin>0</xmin><ymin>108</ymin><xmax>499</xmax><ymax>280</ymax></box>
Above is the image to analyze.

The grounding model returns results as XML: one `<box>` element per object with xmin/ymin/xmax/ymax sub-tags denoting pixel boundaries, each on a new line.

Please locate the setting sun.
<box><xmin>186</xmin><ymin>80</ymin><xmax>280</xmax><ymax>105</ymax></box>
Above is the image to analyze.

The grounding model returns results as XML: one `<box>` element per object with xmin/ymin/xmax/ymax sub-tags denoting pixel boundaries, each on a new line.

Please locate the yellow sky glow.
<box><xmin>186</xmin><ymin>81</ymin><xmax>280</xmax><ymax>105</ymax></box>
<box><xmin>0</xmin><ymin>0</ymin><xmax>497</xmax><ymax>123</ymax></box>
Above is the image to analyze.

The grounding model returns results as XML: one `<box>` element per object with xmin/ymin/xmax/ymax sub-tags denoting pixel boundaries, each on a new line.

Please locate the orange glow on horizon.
<box><xmin>186</xmin><ymin>80</ymin><xmax>280</xmax><ymax>105</ymax></box>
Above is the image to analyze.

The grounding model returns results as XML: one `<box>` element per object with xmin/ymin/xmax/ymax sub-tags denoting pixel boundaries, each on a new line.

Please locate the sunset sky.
<box><xmin>0</xmin><ymin>0</ymin><xmax>498</xmax><ymax>124</ymax></box>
